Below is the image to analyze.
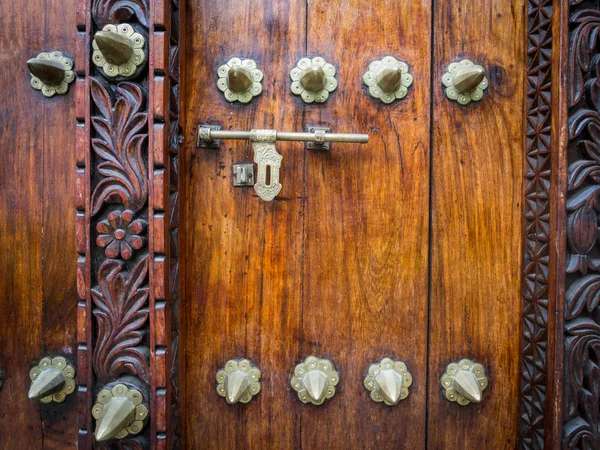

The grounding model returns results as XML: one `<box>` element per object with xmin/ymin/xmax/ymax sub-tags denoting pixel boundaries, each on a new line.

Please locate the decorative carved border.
<box><xmin>75</xmin><ymin>0</ymin><xmax>181</xmax><ymax>448</ymax></box>
<box><xmin>563</xmin><ymin>1</ymin><xmax>600</xmax><ymax>448</ymax></box>
<box><xmin>520</xmin><ymin>1</ymin><xmax>553</xmax><ymax>448</ymax></box>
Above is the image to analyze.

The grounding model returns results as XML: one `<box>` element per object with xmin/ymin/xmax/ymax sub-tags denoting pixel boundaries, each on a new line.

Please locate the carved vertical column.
<box><xmin>75</xmin><ymin>0</ymin><xmax>181</xmax><ymax>448</ymax></box>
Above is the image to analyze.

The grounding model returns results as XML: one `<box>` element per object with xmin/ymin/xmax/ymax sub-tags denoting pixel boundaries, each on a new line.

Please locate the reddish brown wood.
<box><xmin>428</xmin><ymin>0</ymin><xmax>526</xmax><ymax>448</ymax></box>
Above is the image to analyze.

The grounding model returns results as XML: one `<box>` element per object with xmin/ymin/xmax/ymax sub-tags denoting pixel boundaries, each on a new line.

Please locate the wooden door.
<box><xmin>181</xmin><ymin>0</ymin><xmax>524</xmax><ymax>448</ymax></box>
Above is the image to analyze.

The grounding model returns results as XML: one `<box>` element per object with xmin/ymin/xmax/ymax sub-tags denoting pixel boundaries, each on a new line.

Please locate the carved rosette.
<box><xmin>77</xmin><ymin>0</ymin><xmax>181</xmax><ymax>448</ymax></box>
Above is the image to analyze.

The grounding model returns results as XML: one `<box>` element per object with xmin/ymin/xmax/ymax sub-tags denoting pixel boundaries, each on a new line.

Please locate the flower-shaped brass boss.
<box><xmin>27</xmin><ymin>51</ymin><xmax>75</xmax><ymax>97</ymax></box>
<box><xmin>291</xmin><ymin>356</ymin><xmax>339</xmax><ymax>405</ymax></box>
<box><xmin>362</xmin><ymin>56</ymin><xmax>413</xmax><ymax>104</ymax></box>
<box><xmin>92</xmin><ymin>24</ymin><xmax>146</xmax><ymax>78</ymax></box>
<box><xmin>96</xmin><ymin>210</ymin><xmax>147</xmax><ymax>260</ymax></box>
<box><xmin>441</xmin><ymin>358</ymin><xmax>488</xmax><ymax>406</ymax></box>
<box><xmin>290</xmin><ymin>57</ymin><xmax>337</xmax><ymax>104</ymax></box>
<box><xmin>217</xmin><ymin>58</ymin><xmax>263</xmax><ymax>104</ymax></box>
<box><xmin>364</xmin><ymin>358</ymin><xmax>412</xmax><ymax>405</ymax></box>
<box><xmin>216</xmin><ymin>358</ymin><xmax>261</xmax><ymax>404</ymax></box>
<box><xmin>442</xmin><ymin>59</ymin><xmax>488</xmax><ymax>105</ymax></box>
<box><xmin>28</xmin><ymin>356</ymin><xmax>76</xmax><ymax>403</ymax></box>
<box><xmin>93</xmin><ymin>383</ymin><xmax>149</xmax><ymax>441</ymax></box>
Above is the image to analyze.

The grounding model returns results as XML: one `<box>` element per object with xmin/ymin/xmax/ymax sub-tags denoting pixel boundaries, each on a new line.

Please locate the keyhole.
<box><xmin>266</xmin><ymin>165</ymin><xmax>272</xmax><ymax>186</ymax></box>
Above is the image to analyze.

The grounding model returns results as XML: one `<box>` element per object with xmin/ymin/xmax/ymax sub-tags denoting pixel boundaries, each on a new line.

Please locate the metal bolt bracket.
<box><xmin>305</xmin><ymin>126</ymin><xmax>331</xmax><ymax>151</ymax></box>
<box><xmin>232</xmin><ymin>163</ymin><xmax>254</xmax><ymax>187</ymax></box>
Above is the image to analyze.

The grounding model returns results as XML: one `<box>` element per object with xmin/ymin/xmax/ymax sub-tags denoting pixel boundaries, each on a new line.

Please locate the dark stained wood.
<box><xmin>300</xmin><ymin>0</ymin><xmax>431</xmax><ymax>448</ymax></box>
<box><xmin>428</xmin><ymin>0</ymin><xmax>526</xmax><ymax>448</ymax></box>
<box><xmin>0</xmin><ymin>0</ymin><xmax>78</xmax><ymax>448</ymax></box>
<box><xmin>181</xmin><ymin>1</ymin><xmax>307</xmax><ymax>448</ymax></box>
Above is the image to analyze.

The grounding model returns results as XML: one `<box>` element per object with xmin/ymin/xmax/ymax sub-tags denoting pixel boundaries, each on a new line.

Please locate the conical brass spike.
<box><xmin>303</xmin><ymin>370</ymin><xmax>328</xmax><ymax>402</ymax></box>
<box><xmin>28</xmin><ymin>367</ymin><xmax>66</xmax><ymax>400</ymax></box>
<box><xmin>376</xmin><ymin>66</ymin><xmax>403</xmax><ymax>94</ymax></box>
<box><xmin>27</xmin><ymin>58</ymin><xmax>66</xmax><ymax>86</ymax></box>
<box><xmin>94</xmin><ymin>30</ymin><xmax>134</xmax><ymax>65</ymax></box>
<box><xmin>95</xmin><ymin>397</ymin><xmax>136</xmax><ymax>442</ymax></box>
<box><xmin>375</xmin><ymin>369</ymin><xmax>403</xmax><ymax>405</ymax></box>
<box><xmin>227</xmin><ymin>65</ymin><xmax>254</xmax><ymax>93</ymax></box>
<box><xmin>300</xmin><ymin>65</ymin><xmax>326</xmax><ymax>92</ymax></box>
<box><xmin>453</xmin><ymin>371</ymin><xmax>482</xmax><ymax>403</ymax></box>
<box><xmin>225</xmin><ymin>371</ymin><xmax>250</xmax><ymax>404</ymax></box>
<box><xmin>454</xmin><ymin>66</ymin><xmax>485</xmax><ymax>93</ymax></box>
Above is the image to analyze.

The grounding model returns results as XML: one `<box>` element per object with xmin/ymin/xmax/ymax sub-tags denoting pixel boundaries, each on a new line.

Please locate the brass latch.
<box><xmin>197</xmin><ymin>125</ymin><xmax>369</xmax><ymax>201</ymax></box>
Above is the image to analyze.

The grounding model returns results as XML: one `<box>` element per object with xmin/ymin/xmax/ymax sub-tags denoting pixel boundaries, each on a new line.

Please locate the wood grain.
<box><xmin>428</xmin><ymin>0</ymin><xmax>526</xmax><ymax>448</ymax></box>
<box><xmin>301</xmin><ymin>0</ymin><xmax>431</xmax><ymax>448</ymax></box>
<box><xmin>0</xmin><ymin>0</ymin><xmax>78</xmax><ymax>447</ymax></box>
<box><xmin>182</xmin><ymin>1</ymin><xmax>306</xmax><ymax>448</ymax></box>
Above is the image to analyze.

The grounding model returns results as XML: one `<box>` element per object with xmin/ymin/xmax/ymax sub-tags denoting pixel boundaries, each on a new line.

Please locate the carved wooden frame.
<box><xmin>520</xmin><ymin>0</ymin><xmax>600</xmax><ymax>448</ymax></box>
<box><xmin>75</xmin><ymin>0</ymin><xmax>182</xmax><ymax>448</ymax></box>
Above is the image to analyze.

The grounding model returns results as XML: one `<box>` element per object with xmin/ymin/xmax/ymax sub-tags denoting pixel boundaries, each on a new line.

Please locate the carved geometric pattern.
<box><xmin>520</xmin><ymin>1</ymin><xmax>553</xmax><ymax>448</ymax></box>
<box><xmin>564</xmin><ymin>4</ymin><xmax>600</xmax><ymax>449</ymax></box>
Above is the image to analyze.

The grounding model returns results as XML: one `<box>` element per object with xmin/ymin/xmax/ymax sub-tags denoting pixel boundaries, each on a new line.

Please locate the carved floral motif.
<box><xmin>90</xmin><ymin>78</ymin><xmax>148</xmax><ymax>216</ymax></box>
<box><xmin>92</xmin><ymin>0</ymin><xmax>149</xmax><ymax>29</ymax></box>
<box><xmin>96</xmin><ymin>209</ymin><xmax>147</xmax><ymax>260</ymax></box>
<box><xmin>564</xmin><ymin>3</ymin><xmax>600</xmax><ymax>448</ymax></box>
<box><xmin>92</xmin><ymin>256</ymin><xmax>150</xmax><ymax>384</ymax></box>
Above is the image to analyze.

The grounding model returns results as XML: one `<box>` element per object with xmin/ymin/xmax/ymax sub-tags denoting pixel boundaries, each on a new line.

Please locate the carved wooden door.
<box><xmin>1</xmin><ymin>0</ymin><xmax>592</xmax><ymax>448</ymax></box>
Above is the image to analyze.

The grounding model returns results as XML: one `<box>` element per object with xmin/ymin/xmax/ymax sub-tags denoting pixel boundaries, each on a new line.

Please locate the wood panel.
<box><xmin>181</xmin><ymin>1</ymin><xmax>306</xmax><ymax>448</ymax></box>
<box><xmin>0</xmin><ymin>0</ymin><xmax>78</xmax><ymax>448</ymax></box>
<box><xmin>428</xmin><ymin>0</ymin><xmax>526</xmax><ymax>448</ymax></box>
<box><xmin>301</xmin><ymin>0</ymin><xmax>431</xmax><ymax>448</ymax></box>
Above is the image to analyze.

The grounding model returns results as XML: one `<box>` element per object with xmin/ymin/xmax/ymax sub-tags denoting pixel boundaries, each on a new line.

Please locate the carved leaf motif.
<box><xmin>92</xmin><ymin>256</ymin><xmax>150</xmax><ymax>384</ymax></box>
<box><xmin>566</xmin><ymin>275</ymin><xmax>600</xmax><ymax>319</ymax></box>
<box><xmin>569</xmin><ymin>10</ymin><xmax>600</xmax><ymax>107</ymax></box>
<box><xmin>94</xmin><ymin>440</ymin><xmax>145</xmax><ymax>450</ymax></box>
<box><xmin>90</xmin><ymin>78</ymin><xmax>148</xmax><ymax>216</ymax></box>
<box><xmin>92</xmin><ymin>0</ymin><xmax>149</xmax><ymax>28</ymax></box>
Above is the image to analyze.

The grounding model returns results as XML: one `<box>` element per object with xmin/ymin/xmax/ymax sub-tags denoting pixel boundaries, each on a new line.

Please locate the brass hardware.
<box><xmin>28</xmin><ymin>357</ymin><xmax>76</xmax><ymax>403</ymax></box>
<box><xmin>216</xmin><ymin>358</ymin><xmax>261</xmax><ymax>404</ymax></box>
<box><xmin>92</xmin><ymin>24</ymin><xmax>146</xmax><ymax>78</ymax></box>
<box><xmin>441</xmin><ymin>359</ymin><xmax>488</xmax><ymax>405</ymax></box>
<box><xmin>92</xmin><ymin>383</ymin><xmax>148</xmax><ymax>441</ymax></box>
<box><xmin>232</xmin><ymin>163</ymin><xmax>254</xmax><ymax>187</ymax></box>
<box><xmin>197</xmin><ymin>125</ymin><xmax>368</xmax><ymax>201</ymax></box>
<box><xmin>290</xmin><ymin>57</ymin><xmax>337</xmax><ymax>103</ymax></box>
<box><xmin>305</xmin><ymin>126</ymin><xmax>331</xmax><ymax>151</ymax></box>
<box><xmin>27</xmin><ymin>51</ymin><xmax>75</xmax><ymax>97</ymax></box>
<box><xmin>364</xmin><ymin>358</ymin><xmax>412</xmax><ymax>405</ymax></box>
<box><xmin>362</xmin><ymin>56</ymin><xmax>414</xmax><ymax>104</ymax></box>
<box><xmin>291</xmin><ymin>356</ymin><xmax>339</xmax><ymax>405</ymax></box>
<box><xmin>217</xmin><ymin>58</ymin><xmax>263</xmax><ymax>103</ymax></box>
<box><xmin>442</xmin><ymin>60</ymin><xmax>488</xmax><ymax>105</ymax></box>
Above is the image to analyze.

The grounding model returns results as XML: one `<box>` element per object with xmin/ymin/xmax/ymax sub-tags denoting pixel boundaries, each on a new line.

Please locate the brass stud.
<box><xmin>364</xmin><ymin>358</ymin><xmax>412</xmax><ymax>405</ymax></box>
<box><xmin>291</xmin><ymin>356</ymin><xmax>339</xmax><ymax>405</ymax></box>
<box><xmin>442</xmin><ymin>60</ymin><xmax>488</xmax><ymax>105</ymax></box>
<box><xmin>290</xmin><ymin>57</ymin><xmax>337</xmax><ymax>104</ymax></box>
<box><xmin>363</xmin><ymin>56</ymin><xmax>413</xmax><ymax>104</ymax></box>
<box><xmin>217</xmin><ymin>58</ymin><xmax>263</xmax><ymax>104</ymax></box>
<box><xmin>27</xmin><ymin>52</ymin><xmax>75</xmax><ymax>97</ymax></box>
<box><xmin>92</xmin><ymin>383</ymin><xmax>148</xmax><ymax>441</ymax></box>
<box><xmin>441</xmin><ymin>359</ymin><xmax>488</xmax><ymax>405</ymax></box>
<box><xmin>28</xmin><ymin>356</ymin><xmax>76</xmax><ymax>403</ymax></box>
<box><xmin>216</xmin><ymin>358</ymin><xmax>261</xmax><ymax>404</ymax></box>
<box><xmin>92</xmin><ymin>24</ymin><xmax>146</xmax><ymax>78</ymax></box>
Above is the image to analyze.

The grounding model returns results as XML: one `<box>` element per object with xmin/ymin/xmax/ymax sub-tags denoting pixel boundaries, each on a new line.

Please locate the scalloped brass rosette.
<box><xmin>28</xmin><ymin>356</ymin><xmax>76</xmax><ymax>403</ymax></box>
<box><xmin>442</xmin><ymin>59</ymin><xmax>488</xmax><ymax>105</ymax></box>
<box><xmin>362</xmin><ymin>56</ymin><xmax>413</xmax><ymax>104</ymax></box>
<box><xmin>216</xmin><ymin>358</ymin><xmax>261</xmax><ymax>404</ymax></box>
<box><xmin>290</xmin><ymin>57</ymin><xmax>337</xmax><ymax>104</ymax></box>
<box><xmin>27</xmin><ymin>51</ymin><xmax>75</xmax><ymax>97</ymax></box>
<box><xmin>291</xmin><ymin>356</ymin><xmax>339</xmax><ymax>405</ymax></box>
<box><xmin>441</xmin><ymin>358</ymin><xmax>488</xmax><ymax>406</ymax></box>
<box><xmin>92</xmin><ymin>383</ymin><xmax>149</xmax><ymax>441</ymax></box>
<box><xmin>217</xmin><ymin>58</ymin><xmax>263</xmax><ymax>104</ymax></box>
<box><xmin>92</xmin><ymin>24</ymin><xmax>146</xmax><ymax>78</ymax></box>
<box><xmin>364</xmin><ymin>358</ymin><xmax>412</xmax><ymax>405</ymax></box>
